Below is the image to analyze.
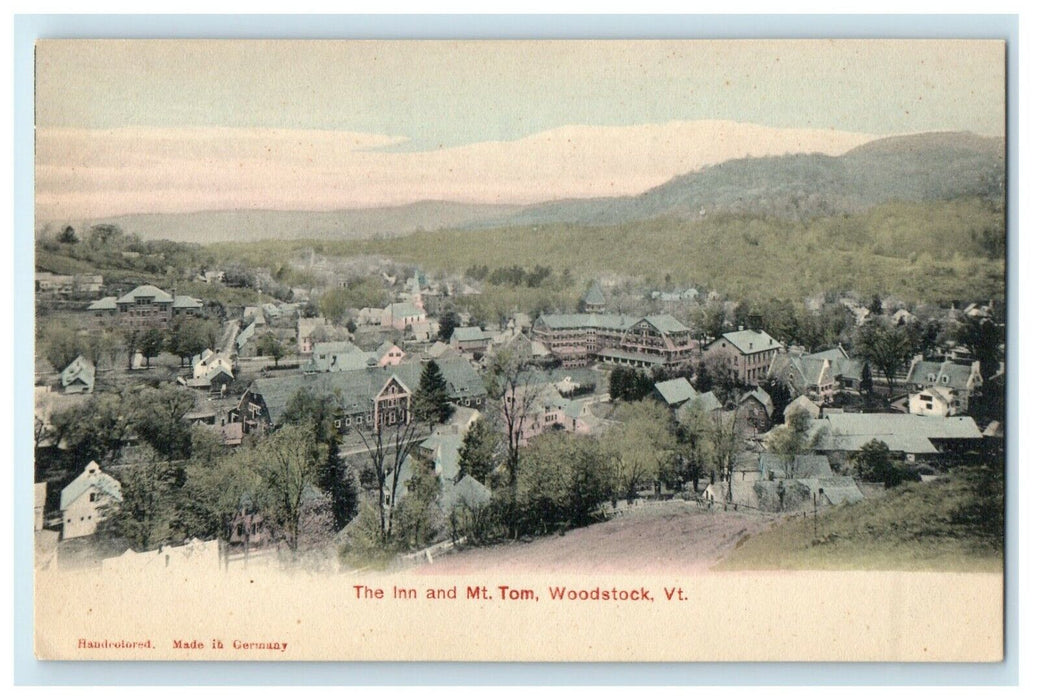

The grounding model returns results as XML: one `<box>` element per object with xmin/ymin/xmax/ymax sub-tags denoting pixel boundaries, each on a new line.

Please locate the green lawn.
<box><xmin>716</xmin><ymin>470</ymin><xmax>1004</xmax><ymax>572</ymax></box>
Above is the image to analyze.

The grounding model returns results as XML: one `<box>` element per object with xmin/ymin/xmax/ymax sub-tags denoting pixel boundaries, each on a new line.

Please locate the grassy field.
<box><xmin>209</xmin><ymin>198</ymin><xmax>1005</xmax><ymax>305</ymax></box>
<box><xmin>716</xmin><ymin>470</ymin><xmax>1004</xmax><ymax>573</ymax></box>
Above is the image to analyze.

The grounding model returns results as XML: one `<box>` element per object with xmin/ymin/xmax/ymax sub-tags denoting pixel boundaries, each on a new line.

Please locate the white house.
<box><xmin>191</xmin><ymin>349</ymin><xmax>234</xmax><ymax>380</ymax></box>
<box><xmin>382</xmin><ymin>302</ymin><xmax>426</xmax><ymax>331</ymax></box>
<box><xmin>60</xmin><ymin>355</ymin><xmax>95</xmax><ymax>394</ymax></box>
<box><xmin>909</xmin><ymin>386</ymin><xmax>957</xmax><ymax>417</ymax></box>
<box><xmin>60</xmin><ymin>461</ymin><xmax>122</xmax><ymax>540</ymax></box>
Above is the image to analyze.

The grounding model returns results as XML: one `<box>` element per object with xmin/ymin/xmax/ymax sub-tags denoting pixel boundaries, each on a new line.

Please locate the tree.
<box><xmin>868</xmin><ymin>293</ymin><xmax>884</xmax><ymax>315</ymax></box>
<box><xmin>412</xmin><ymin>361</ymin><xmax>453</xmax><ymax>425</ymax></box>
<box><xmin>676</xmin><ymin>406</ymin><xmax>709</xmax><ymax>494</ymax></box>
<box><xmin>393</xmin><ymin>468</ymin><xmax>442</xmax><ymax>551</ymax></box>
<box><xmin>172</xmin><ymin>443</ymin><xmax>250</xmax><ymax>542</ymax></box>
<box><xmin>57</xmin><ymin>225</ymin><xmax>78</xmax><ymax>244</ymax></box>
<box><xmin>698</xmin><ymin>301</ymin><xmax>727</xmax><ymax>340</ymax></box>
<box><xmin>99</xmin><ymin>450</ymin><xmax>181</xmax><ymax>551</ymax></box>
<box><xmin>296</xmin><ymin>489</ymin><xmax>336</xmax><ymax>561</ymax></box>
<box><xmin>608</xmin><ymin>366</ymin><xmax>654</xmax><ymax>402</ymax></box>
<box><xmin>457</xmin><ymin>417</ymin><xmax>502</xmax><ymax>485</ymax></box>
<box><xmin>956</xmin><ymin>316</ymin><xmax>1003</xmax><ymax>378</ymax></box>
<box><xmin>50</xmin><ymin>391</ymin><xmax>135</xmax><ymax>464</ymax></box>
<box><xmin>123</xmin><ymin>329</ymin><xmax>140</xmax><ymax>370</ymax></box>
<box><xmin>129</xmin><ymin>384</ymin><xmax>196</xmax><ymax>461</ymax></box>
<box><xmin>138</xmin><ymin>328</ymin><xmax>166</xmax><ymax>368</ymax></box>
<box><xmin>256</xmin><ymin>332</ymin><xmax>288</xmax><ymax>367</ymax></box>
<box><xmin>355</xmin><ymin>418</ymin><xmax>423</xmax><ymax>544</ymax></box>
<box><xmin>40</xmin><ymin>323</ymin><xmax>82</xmax><ymax>372</ymax></box>
<box><xmin>167</xmin><ymin>317</ymin><xmax>218</xmax><ymax>367</ymax></box>
<box><xmin>764</xmin><ymin>406</ymin><xmax>820</xmax><ymax>478</ymax></box>
<box><xmin>484</xmin><ymin>345</ymin><xmax>540</xmax><ymax>514</ymax></box>
<box><xmin>860</xmin><ymin>361</ymin><xmax>874</xmax><ymax>396</ymax></box>
<box><xmin>700</xmin><ymin>346</ymin><xmax>740</xmax><ymax>392</ymax></box>
<box><xmin>87</xmin><ymin>223</ymin><xmax>123</xmax><ymax>249</ymax></box>
<box><xmin>83</xmin><ymin>328</ymin><xmax>120</xmax><ymax>370</ymax></box>
<box><xmin>517</xmin><ymin>432</ymin><xmax>612</xmax><ymax>534</ymax></box>
<box><xmin>852</xmin><ymin>439</ymin><xmax>917</xmax><ymax>488</ymax></box>
<box><xmin>437</xmin><ymin>311</ymin><xmax>459</xmax><ymax>343</ymax></box>
<box><xmin>855</xmin><ymin>320</ymin><xmax>913</xmax><ymax>393</ymax></box>
<box><xmin>602</xmin><ymin>400</ymin><xmax>678</xmax><ymax>504</ymax></box>
<box><xmin>705</xmin><ymin>410</ymin><xmax>742</xmax><ymax>502</ymax></box>
<box><xmin>256</xmin><ymin>424</ymin><xmax>327</xmax><ymax>554</ymax></box>
<box><xmin>281</xmin><ymin>387</ymin><xmax>358</xmax><ymax>529</ymax></box>
<box><xmin>762</xmin><ymin>377</ymin><xmax>792</xmax><ymax>425</ymax></box>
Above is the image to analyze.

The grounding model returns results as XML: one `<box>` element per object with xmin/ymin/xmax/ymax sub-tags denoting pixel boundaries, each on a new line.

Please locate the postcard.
<box><xmin>32</xmin><ymin>38</ymin><xmax>1007</xmax><ymax>662</ymax></box>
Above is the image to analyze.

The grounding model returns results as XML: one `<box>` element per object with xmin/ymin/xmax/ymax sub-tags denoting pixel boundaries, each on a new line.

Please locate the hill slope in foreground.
<box><xmin>414</xmin><ymin>472</ymin><xmax>1003</xmax><ymax>575</ymax></box>
<box><xmin>414</xmin><ymin>502</ymin><xmax>777</xmax><ymax>575</ymax></box>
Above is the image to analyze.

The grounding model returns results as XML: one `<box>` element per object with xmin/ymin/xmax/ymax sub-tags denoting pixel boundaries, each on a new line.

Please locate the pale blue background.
<box><xmin>13</xmin><ymin>13</ymin><xmax>1019</xmax><ymax>686</ymax></box>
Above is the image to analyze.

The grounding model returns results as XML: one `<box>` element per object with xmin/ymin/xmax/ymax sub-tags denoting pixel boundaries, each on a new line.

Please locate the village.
<box><xmin>32</xmin><ymin>226</ymin><xmax>1006</xmax><ymax>574</ymax></box>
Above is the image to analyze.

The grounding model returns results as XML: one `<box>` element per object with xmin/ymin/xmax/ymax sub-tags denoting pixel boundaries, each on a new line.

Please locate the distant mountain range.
<box><xmin>70</xmin><ymin>201</ymin><xmax>524</xmax><ymax>245</ymax></box>
<box><xmin>475</xmin><ymin>131</ymin><xmax>1005</xmax><ymax>227</ymax></box>
<box><xmin>69</xmin><ymin>131</ymin><xmax>1005</xmax><ymax>243</ymax></box>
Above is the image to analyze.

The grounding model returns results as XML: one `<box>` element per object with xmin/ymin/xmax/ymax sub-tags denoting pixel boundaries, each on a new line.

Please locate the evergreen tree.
<box><xmin>458</xmin><ymin>417</ymin><xmax>501</xmax><ymax>484</ymax></box>
<box><xmin>437</xmin><ymin>311</ymin><xmax>459</xmax><ymax>343</ymax></box>
<box><xmin>413</xmin><ymin>360</ymin><xmax>453</xmax><ymax>424</ymax></box>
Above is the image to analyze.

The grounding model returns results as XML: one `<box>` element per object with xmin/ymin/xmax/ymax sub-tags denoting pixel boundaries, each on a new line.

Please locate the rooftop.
<box><xmin>116</xmin><ymin>285</ymin><xmax>173</xmax><ymax>304</ymax></box>
<box><xmin>717</xmin><ymin>329</ymin><xmax>781</xmax><ymax>355</ymax></box>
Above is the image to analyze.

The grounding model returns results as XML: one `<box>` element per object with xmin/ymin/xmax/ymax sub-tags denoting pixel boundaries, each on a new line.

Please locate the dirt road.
<box><xmin>414</xmin><ymin>500</ymin><xmax>779</xmax><ymax>575</ymax></box>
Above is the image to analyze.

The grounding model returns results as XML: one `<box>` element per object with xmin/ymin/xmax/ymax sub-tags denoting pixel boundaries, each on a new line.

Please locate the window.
<box><xmin>89</xmin><ymin>493</ymin><xmax>96</xmax><ymax>502</ymax></box>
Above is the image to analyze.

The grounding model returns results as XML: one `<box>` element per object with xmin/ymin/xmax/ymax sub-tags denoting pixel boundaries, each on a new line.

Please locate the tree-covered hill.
<box><xmin>476</xmin><ymin>131</ymin><xmax>1005</xmax><ymax>227</ymax></box>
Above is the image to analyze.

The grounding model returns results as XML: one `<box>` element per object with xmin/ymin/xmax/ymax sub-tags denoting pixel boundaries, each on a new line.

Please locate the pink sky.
<box><xmin>36</xmin><ymin>120</ymin><xmax>878</xmax><ymax>221</ymax></box>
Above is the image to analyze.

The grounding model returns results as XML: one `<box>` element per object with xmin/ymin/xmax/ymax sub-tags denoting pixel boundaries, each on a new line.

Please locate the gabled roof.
<box><xmin>716</xmin><ymin>329</ymin><xmax>781</xmax><ymax>355</ymax></box>
<box><xmin>654</xmin><ymin>377</ymin><xmax>698</xmax><ymax>406</ymax></box>
<box><xmin>386</xmin><ymin>302</ymin><xmax>425</xmax><ymax>318</ymax></box>
<box><xmin>640</xmin><ymin>314</ymin><xmax>690</xmax><ymax>334</ymax></box>
<box><xmin>60</xmin><ymin>355</ymin><xmax>95</xmax><ymax>390</ymax></box>
<box><xmin>806</xmin><ymin>347</ymin><xmax>849</xmax><ymax>362</ymax></box>
<box><xmin>906</xmin><ymin>359</ymin><xmax>979</xmax><ymax>392</ymax></box>
<box><xmin>784</xmin><ymin>395</ymin><xmax>821</xmax><ymax>420</ymax></box>
<box><xmin>173</xmin><ymin>295</ymin><xmax>203</xmax><ymax>309</ymax></box>
<box><xmin>914</xmin><ymin>385</ymin><xmax>956</xmax><ymax>404</ymax></box>
<box><xmin>451</xmin><ymin>326</ymin><xmax>492</xmax><ymax>343</ymax></box>
<box><xmin>759</xmin><ymin>454</ymin><xmax>833</xmax><ymax>479</ymax></box>
<box><xmin>297</xmin><ymin>316</ymin><xmax>328</xmax><ymax>336</ymax></box>
<box><xmin>582</xmin><ymin>281</ymin><xmax>606</xmax><ymax>307</ymax></box>
<box><xmin>420</xmin><ymin>433</ymin><xmax>464</xmax><ymax>482</ymax></box>
<box><xmin>60</xmin><ymin>461</ymin><xmax>122</xmax><ymax>511</ymax></box>
<box><xmin>800</xmin><ymin>476</ymin><xmax>864</xmax><ymax>506</ymax></box>
<box><xmin>812</xmin><ymin>413</ymin><xmax>983</xmax><ymax>454</ymax></box>
<box><xmin>87</xmin><ymin>296</ymin><xmax>117</xmax><ymax>311</ymax></box>
<box><xmin>739</xmin><ymin>387</ymin><xmax>774</xmax><ymax>415</ymax></box>
<box><xmin>245</xmin><ymin>357</ymin><xmax>485</xmax><ymax>425</ymax></box>
<box><xmin>375</xmin><ymin>340</ymin><xmax>402</xmax><ymax>357</ymax></box>
<box><xmin>425</xmin><ymin>341</ymin><xmax>453</xmax><ymax>359</ymax></box>
<box><xmin>235</xmin><ymin>321</ymin><xmax>256</xmax><ymax>350</ymax></box>
<box><xmin>439</xmin><ymin>474</ymin><xmax>493</xmax><ymax>513</ymax></box>
<box><xmin>116</xmin><ymin>285</ymin><xmax>172</xmax><ymax>304</ymax></box>
<box><xmin>689</xmin><ymin>391</ymin><xmax>723</xmax><ymax>413</ymax></box>
<box><xmin>535</xmin><ymin>313</ymin><xmax>639</xmax><ymax>331</ymax></box>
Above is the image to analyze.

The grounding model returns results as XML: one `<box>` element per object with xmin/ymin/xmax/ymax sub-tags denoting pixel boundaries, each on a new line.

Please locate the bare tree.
<box><xmin>355</xmin><ymin>418</ymin><xmax>422</xmax><ymax>543</ymax></box>
<box><xmin>484</xmin><ymin>346</ymin><xmax>540</xmax><ymax>503</ymax></box>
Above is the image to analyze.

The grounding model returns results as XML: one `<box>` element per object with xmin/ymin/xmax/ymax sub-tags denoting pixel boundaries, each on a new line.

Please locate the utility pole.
<box><xmin>813</xmin><ymin>490</ymin><xmax>818</xmax><ymax>540</ymax></box>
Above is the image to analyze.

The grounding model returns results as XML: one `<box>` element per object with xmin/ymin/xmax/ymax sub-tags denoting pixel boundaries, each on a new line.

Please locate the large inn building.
<box><xmin>531</xmin><ymin>313</ymin><xmax>698</xmax><ymax>369</ymax></box>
